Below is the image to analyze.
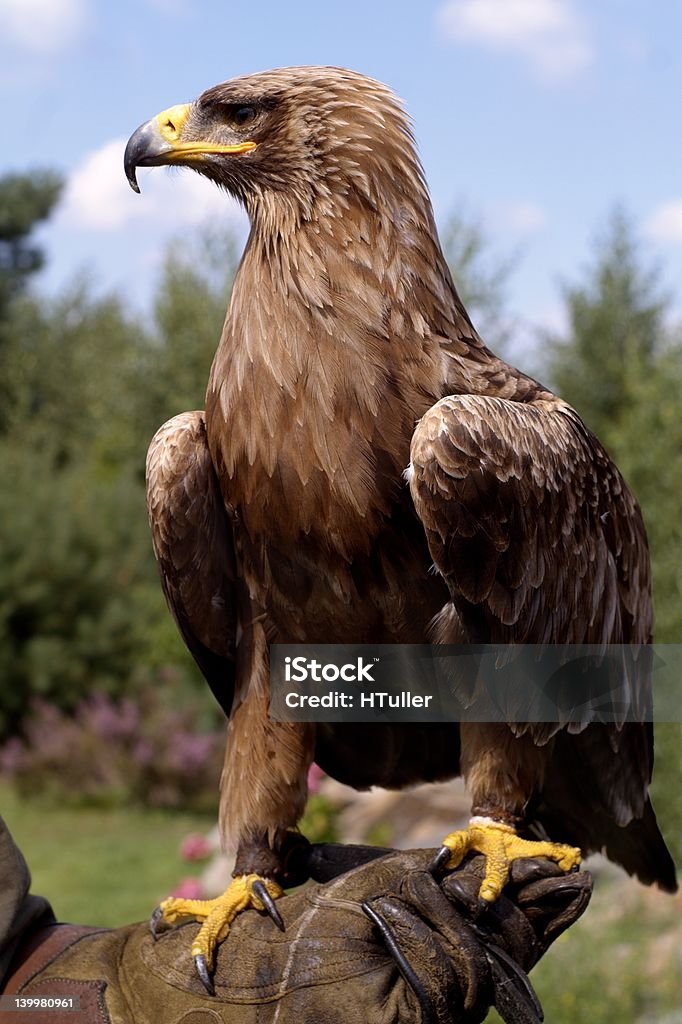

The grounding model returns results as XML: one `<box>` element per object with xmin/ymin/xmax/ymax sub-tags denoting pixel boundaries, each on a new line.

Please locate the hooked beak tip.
<box><xmin>124</xmin><ymin>117</ymin><xmax>166</xmax><ymax>195</ymax></box>
<box><xmin>126</xmin><ymin>170</ymin><xmax>141</xmax><ymax>194</ymax></box>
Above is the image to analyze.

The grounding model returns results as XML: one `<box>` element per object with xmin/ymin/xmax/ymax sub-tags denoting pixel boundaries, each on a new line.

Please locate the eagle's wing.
<box><xmin>407</xmin><ymin>393</ymin><xmax>679</xmax><ymax>889</ymax></box>
<box><xmin>409</xmin><ymin>393</ymin><xmax>652</xmax><ymax>649</ymax></box>
<box><xmin>146</xmin><ymin>411</ymin><xmax>237</xmax><ymax>717</ymax></box>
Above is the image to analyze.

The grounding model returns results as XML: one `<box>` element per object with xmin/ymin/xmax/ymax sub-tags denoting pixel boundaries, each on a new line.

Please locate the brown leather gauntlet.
<box><xmin>1</xmin><ymin>848</ymin><xmax>591</xmax><ymax>1024</ymax></box>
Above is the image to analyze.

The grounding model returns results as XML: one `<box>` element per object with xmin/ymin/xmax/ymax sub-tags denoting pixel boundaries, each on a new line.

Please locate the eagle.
<box><xmin>124</xmin><ymin>67</ymin><xmax>677</xmax><ymax>989</ymax></box>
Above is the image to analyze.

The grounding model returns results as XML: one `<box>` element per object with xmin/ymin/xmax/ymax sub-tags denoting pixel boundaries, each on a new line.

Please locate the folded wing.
<box><xmin>409</xmin><ymin>393</ymin><xmax>651</xmax><ymax>648</ymax></box>
<box><xmin>146</xmin><ymin>411</ymin><xmax>238</xmax><ymax>717</ymax></box>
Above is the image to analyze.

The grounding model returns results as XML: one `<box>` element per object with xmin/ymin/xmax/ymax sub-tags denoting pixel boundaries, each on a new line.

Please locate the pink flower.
<box><xmin>169</xmin><ymin>877</ymin><xmax>204</xmax><ymax>899</ymax></box>
<box><xmin>180</xmin><ymin>833</ymin><xmax>213</xmax><ymax>861</ymax></box>
<box><xmin>307</xmin><ymin>762</ymin><xmax>326</xmax><ymax>794</ymax></box>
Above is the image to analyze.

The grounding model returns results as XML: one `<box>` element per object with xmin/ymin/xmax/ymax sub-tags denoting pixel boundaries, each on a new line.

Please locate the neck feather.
<box><xmin>224</xmin><ymin>182</ymin><xmax>482</xmax><ymax>377</ymax></box>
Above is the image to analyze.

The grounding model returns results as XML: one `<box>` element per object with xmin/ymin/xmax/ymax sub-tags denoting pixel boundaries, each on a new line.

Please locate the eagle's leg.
<box><xmin>152</xmin><ymin>651</ymin><xmax>316</xmax><ymax>993</ymax></box>
<box><xmin>434</xmin><ymin>724</ymin><xmax>581</xmax><ymax>903</ymax></box>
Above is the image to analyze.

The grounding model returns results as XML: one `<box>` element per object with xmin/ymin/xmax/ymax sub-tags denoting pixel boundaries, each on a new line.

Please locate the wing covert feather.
<box><xmin>409</xmin><ymin>395</ymin><xmax>652</xmax><ymax>646</ymax></box>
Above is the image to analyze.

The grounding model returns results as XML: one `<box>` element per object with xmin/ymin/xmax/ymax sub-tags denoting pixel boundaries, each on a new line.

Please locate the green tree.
<box><xmin>0</xmin><ymin>281</ymin><xmax>169</xmax><ymax>734</ymax></box>
<box><xmin>0</xmin><ymin>442</ymin><xmax>158</xmax><ymax>733</ymax></box>
<box><xmin>0</xmin><ymin>170</ymin><xmax>62</xmax><ymax>320</ymax></box>
<box><xmin>441</xmin><ymin>205</ymin><xmax>515</xmax><ymax>355</ymax></box>
<box><xmin>0</xmin><ymin>170</ymin><xmax>63</xmax><ymax>421</ymax></box>
<box><xmin>2</xmin><ymin>285</ymin><xmax>151</xmax><ymax>472</ymax></box>
<box><xmin>150</xmin><ymin>226</ymin><xmax>239</xmax><ymax>424</ymax></box>
<box><xmin>542</xmin><ymin>207</ymin><xmax>682</xmax><ymax>638</ymax></box>
<box><xmin>0</xmin><ymin>223</ymin><xmax>238</xmax><ymax>736</ymax></box>
<box><xmin>544</xmin><ymin>207</ymin><xmax>669</xmax><ymax>444</ymax></box>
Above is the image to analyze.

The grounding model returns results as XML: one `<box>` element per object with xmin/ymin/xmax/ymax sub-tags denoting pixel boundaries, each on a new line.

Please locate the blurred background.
<box><xmin>0</xmin><ymin>1</ymin><xmax>680</xmax><ymax>1020</ymax></box>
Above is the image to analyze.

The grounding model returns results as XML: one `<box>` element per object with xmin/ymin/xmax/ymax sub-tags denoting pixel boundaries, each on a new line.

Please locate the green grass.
<box><xmin>0</xmin><ymin>782</ymin><xmax>213</xmax><ymax>926</ymax></box>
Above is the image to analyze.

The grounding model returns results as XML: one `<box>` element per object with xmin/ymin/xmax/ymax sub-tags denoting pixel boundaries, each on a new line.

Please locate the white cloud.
<box><xmin>57</xmin><ymin>137</ymin><xmax>244</xmax><ymax>234</ymax></box>
<box><xmin>0</xmin><ymin>0</ymin><xmax>87</xmax><ymax>53</ymax></box>
<box><xmin>437</xmin><ymin>0</ymin><xmax>592</xmax><ymax>79</ymax></box>
<box><xmin>643</xmin><ymin>201</ymin><xmax>682</xmax><ymax>246</ymax></box>
<box><xmin>58</xmin><ymin>140</ymin><xmax>141</xmax><ymax>232</ymax></box>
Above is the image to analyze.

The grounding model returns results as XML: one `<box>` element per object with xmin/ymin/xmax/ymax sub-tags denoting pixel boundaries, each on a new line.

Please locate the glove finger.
<box><xmin>305</xmin><ymin>844</ymin><xmax>394</xmax><ymax>884</ymax></box>
<box><xmin>439</xmin><ymin>855</ymin><xmax>568</xmax><ymax>915</ymax></box>
<box><xmin>515</xmin><ymin>871</ymin><xmax>593</xmax><ymax>950</ymax></box>
<box><xmin>438</xmin><ymin>869</ymin><xmax>540</xmax><ymax>973</ymax></box>
<box><xmin>363</xmin><ymin>895</ymin><xmax>463</xmax><ymax>1024</ymax></box>
<box><xmin>438</xmin><ymin>857</ymin><xmax>591</xmax><ymax>970</ymax></box>
<box><xmin>508</xmin><ymin>857</ymin><xmax>566</xmax><ymax>887</ymax></box>
<box><xmin>401</xmin><ymin>871</ymin><xmax>493</xmax><ymax>1016</ymax></box>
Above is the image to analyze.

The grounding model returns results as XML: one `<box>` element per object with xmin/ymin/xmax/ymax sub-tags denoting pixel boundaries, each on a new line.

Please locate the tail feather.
<box><xmin>531</xmin><ymin>795</ymin><xmax>678</xmax><ymax>893</ymax></box>
<box><xmin>602</xmin><ymin>799</ymin><xmax>678</xmax><ymax>893</ymax></box>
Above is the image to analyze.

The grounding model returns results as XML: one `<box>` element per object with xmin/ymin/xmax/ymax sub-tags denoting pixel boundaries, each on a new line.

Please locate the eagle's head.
<box><xmin>124</xmin><ymin>66</ymin><xmax>427</xmax><ymax>229</ymax></box>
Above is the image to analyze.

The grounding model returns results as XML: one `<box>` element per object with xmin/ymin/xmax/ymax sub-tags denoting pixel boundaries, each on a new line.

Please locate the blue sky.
<box><xmin>2</xmin><ymin>0</ymin><xmax>682</xmax><ymax>352</ymax></box>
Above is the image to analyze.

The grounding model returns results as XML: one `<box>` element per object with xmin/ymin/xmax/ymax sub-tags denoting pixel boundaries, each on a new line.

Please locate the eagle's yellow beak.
<box><xmin>124</xmin><ymin>102</ymin><xmax>257</xmax><ymax>193</ymax></box>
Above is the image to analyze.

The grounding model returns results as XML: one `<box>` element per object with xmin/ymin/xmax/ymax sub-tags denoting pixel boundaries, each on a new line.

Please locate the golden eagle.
<box><xmin>124</xmin><ymin>67</ymin><xmax>677</xmax><ymax>989</ymax></box>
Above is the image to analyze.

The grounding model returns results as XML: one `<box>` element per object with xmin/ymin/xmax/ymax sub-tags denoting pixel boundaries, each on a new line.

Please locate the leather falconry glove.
<box><xmin>1</xmin><ymin>837</ymin><xmax>591</xmax><ymax>1024</ymax></box>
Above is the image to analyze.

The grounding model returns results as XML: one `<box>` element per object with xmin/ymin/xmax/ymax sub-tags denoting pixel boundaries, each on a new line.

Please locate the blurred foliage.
<box><xmin>0</xmin><ymin>690</ymin><xmax>224</xmax><ymax>812</ymax></box>
<box><xmin>0</xmin><ymin>172</ymin><xmax>234</xmax><ymax>737</ymax></box>
<box><xmin>441</xmin><ymin>204</ymin><xmax>516</xmax><ymax>356</ymax></box>
<box><xmin>543</xmin><ymin>207</ymin><xmax>669</xmax><ymax>438</ymax></box>
<box><xmin>0</xmin><ymin>445</ymin><xmax>158</xmax><ymax>732</ymax></box>
<box><xmin>2</xmin><ymin>288</ymin><xmax>148</xmax><ymax>468</ymax></box>
<box><xmin>299</xmin><ymin>794</ymin><xmax>341</xmax><ymax>844</ymax></box>
<box><xmin>0</xmin><ymin>170</ymin><xmax>62</xmax><ymax>323</ymax></box>
<box><xmin>0</xmin><ymin>170</ymin><xmax>63</xmax><ymax>419</ymax></box>
<box><xmin>148</xmin><ymin>227</ymin><xmax>239</xmax><ymax>423</ymax></box>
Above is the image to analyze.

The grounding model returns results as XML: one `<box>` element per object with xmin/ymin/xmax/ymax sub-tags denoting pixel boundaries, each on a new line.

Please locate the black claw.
<box><xmin>194</xmin><ymin>953</ymin><xmax>215</xmax><ymax>996</ymax></box>
<box><xmin>252</xmin><ymin>880</ymin><xmax>285</xmax><ymax>931</ymax></box>
<box><xmin>570</xmin><ymin>864</ymin><xmax>580</xmax><ymax>873</ymax></box>
<box><xmin>485</xmin><ymin>942</ymin><xmax>543</xmax><ymax>1024</ymax></box>
<box><xmin>477</xmin><ymin>897</ymin><xmax>491</xmax><ymax>916</ymax></box>
<box><xmin>149</xmin><ymin>906</ymin><xmax>166</xmax><ymax>940</ymax></box>
<box><xmin>362</xmin><ymin>902</ymin><xmax>436</xmax><ymax>1024</ymax></box>
<box><xmin>429</xmin><ymin>845</ymin><xmax>451</xmax><ymax>875</ymax></box>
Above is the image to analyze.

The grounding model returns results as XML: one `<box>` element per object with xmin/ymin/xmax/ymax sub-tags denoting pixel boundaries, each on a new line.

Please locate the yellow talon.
<box><xmin>441</xmin><ymin>818</ymin><xmax>581</xmax><ymax>903</ymax></box>
<box><xmin>156</xmin><ymin>873</ymin><xmax>284</xmax><ymax>968</ymax></box>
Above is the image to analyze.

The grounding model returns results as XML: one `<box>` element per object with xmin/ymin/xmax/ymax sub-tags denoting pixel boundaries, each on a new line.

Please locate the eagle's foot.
<box><xmin>433</xmin><ymin>817</ymin><xmax>581</xmax><ymax>904</ymax></box>
<box><xmin>151</xmin><ymin>873</ymin><xmax>284</xmax><ymax>994</ymax></box>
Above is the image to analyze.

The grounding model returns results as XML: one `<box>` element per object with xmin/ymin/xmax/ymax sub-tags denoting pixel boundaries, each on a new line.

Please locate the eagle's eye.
<box><xmin>231</xmin><ymin>105</ymin><xmax>258</xmax><ymax>128</ymax></box>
